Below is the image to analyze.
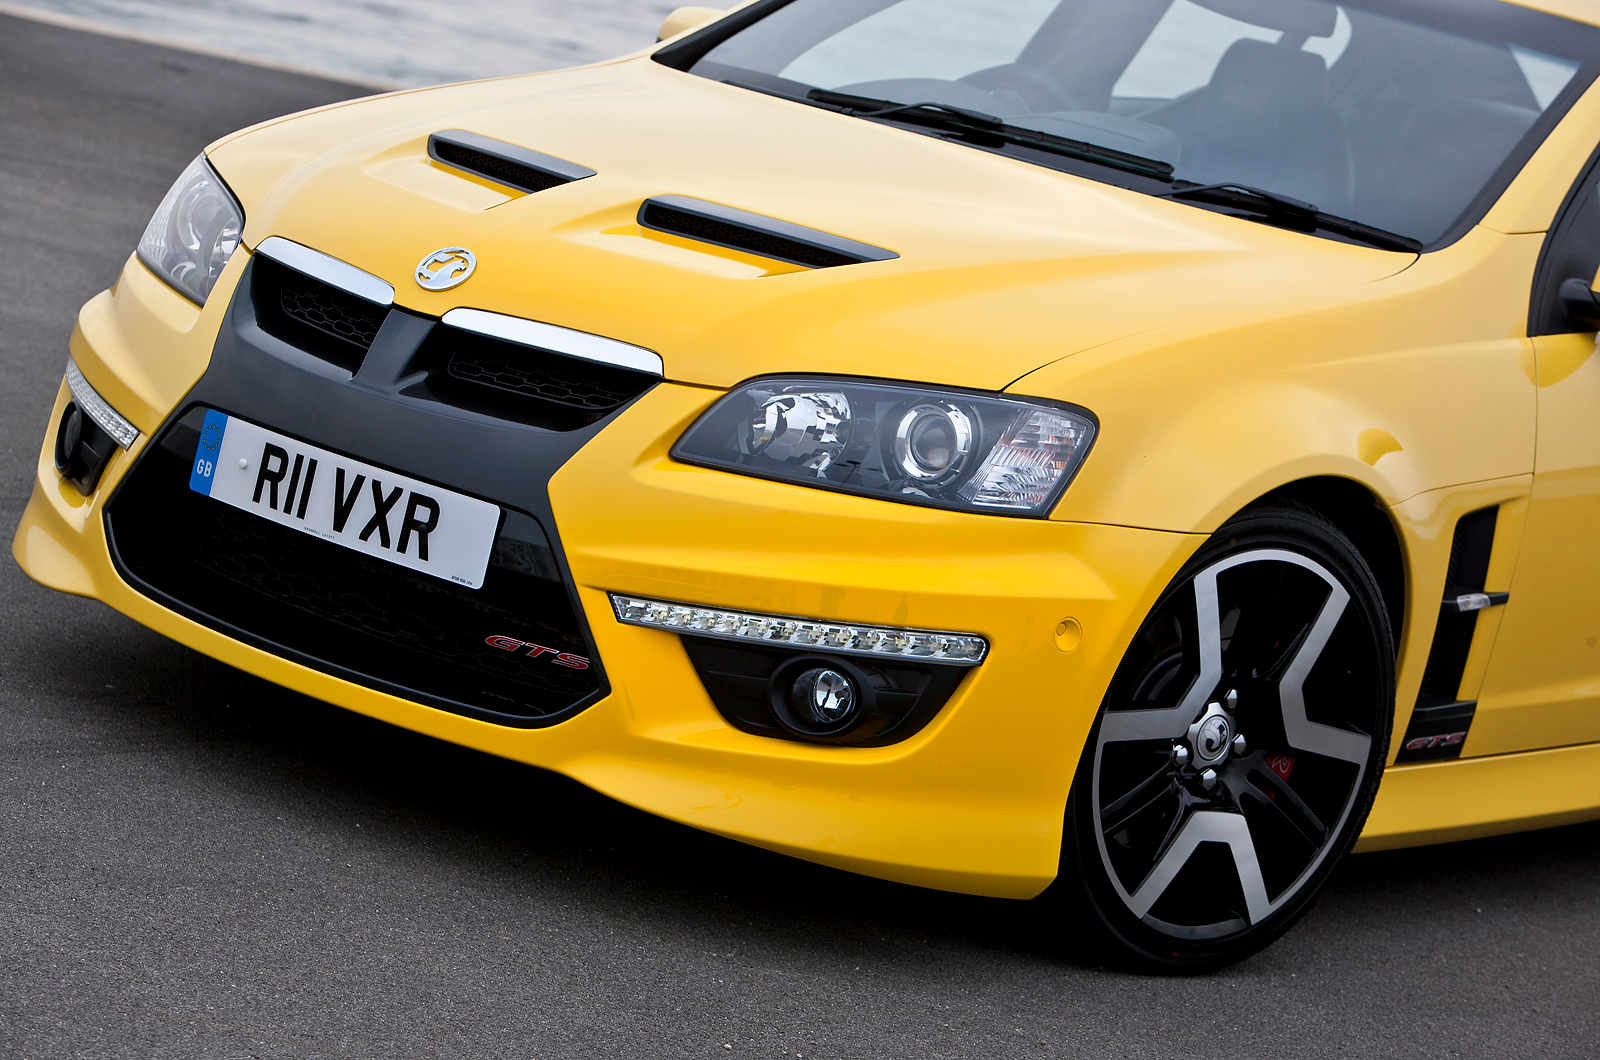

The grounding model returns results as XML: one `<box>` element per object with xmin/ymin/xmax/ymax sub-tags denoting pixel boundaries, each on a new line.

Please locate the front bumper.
<box><xmin>14</xmin><ymin>249</ymin><xmax>1200</xmax><ymax>898</ymax></box>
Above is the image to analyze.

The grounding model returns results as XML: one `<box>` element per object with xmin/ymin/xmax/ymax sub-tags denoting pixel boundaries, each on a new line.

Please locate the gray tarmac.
<box><xmin>2</xmin><ymin>15</ymin><xmax>1598</xmax><ymax>1059</ymax></box>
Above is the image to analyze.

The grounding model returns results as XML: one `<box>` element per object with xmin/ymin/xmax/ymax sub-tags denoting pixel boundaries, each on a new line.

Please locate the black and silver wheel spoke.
<box><xmin>1099</xmin><ymin>763</ymin><xmax>1177</xmax><ymax>837</ymax></box>
<box><xmin>1091</xmin><ymin>548</ymin><xmax>1378</xmax><ymax>939</ymax></box>
<box><xmin>1123</xmin><ymin>809</ymin><xmax>1272</xmax><ymax>924</ymax></box>
<box><xmin>1236</xmin><ymin>761</ymin><xmax>1328</xmax><ymax>848</ymax></box>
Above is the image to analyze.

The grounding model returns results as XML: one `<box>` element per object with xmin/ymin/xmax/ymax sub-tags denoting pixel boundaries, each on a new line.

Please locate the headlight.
<box><xmin>136</xmin><ymin>155</ymin><xmax>244</xmax><ymax>305</ymax></box>
<box><xmin>673</xmin><ymin>377</ymin><xmax>1096</xmax><ymax>516</ymax></box>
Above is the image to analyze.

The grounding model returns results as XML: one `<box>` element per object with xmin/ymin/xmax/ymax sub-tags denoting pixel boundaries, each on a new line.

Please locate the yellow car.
<box><xmin>18</xmin><ymin>0</ymin><xmax>1600</xmax><ymax>971</ymax></box>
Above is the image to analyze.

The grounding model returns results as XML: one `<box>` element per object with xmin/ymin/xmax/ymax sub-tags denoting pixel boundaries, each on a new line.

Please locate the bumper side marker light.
<box><xmin>65</xmin><ymin>359</ymin><xmax>139</xmax><ymax>450</ymax></box>
<box><xmin>1444</xmin><ymin>591</ymin><xmax>1509</xmax><ymax>612</ymax></box>
<box><xmin>608</xmin><ymin>593</ymin><xmax>988</xmax><ymax>666</ymax></box>
<box><xmin>58</xmin><ymin>360</ymin><xmax>138</xmax><ymax>496</ymax></box>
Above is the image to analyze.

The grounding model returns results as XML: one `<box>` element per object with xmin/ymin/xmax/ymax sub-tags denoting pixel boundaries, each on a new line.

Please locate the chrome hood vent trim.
<box><xmin>428</xmin><ymin>130</ymin><xmax>597</xmax><ymax>194</ymax></box>
<box><xmin>638</xmin><ymin>194</ymin><xmax>898</xmax><ymax>269</ymax></box>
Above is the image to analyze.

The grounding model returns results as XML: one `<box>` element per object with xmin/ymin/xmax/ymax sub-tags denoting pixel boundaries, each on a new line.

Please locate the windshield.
<box><xmin>677</xmin><ymin>0</ymin><xmax>1600</xmax><ymax>246</ymax></box>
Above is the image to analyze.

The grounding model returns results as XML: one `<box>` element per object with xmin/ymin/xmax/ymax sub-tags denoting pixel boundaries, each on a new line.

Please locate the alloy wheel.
<box><xmin>1064</xmin><ymin>507</ymin><xmax>1392</xmax><ymax>969</ymax></box>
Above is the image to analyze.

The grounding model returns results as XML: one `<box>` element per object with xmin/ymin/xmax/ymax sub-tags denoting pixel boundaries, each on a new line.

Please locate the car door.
<box><xmin>1470</xmin><ymin>150</ymin><xmax>1600</xmax><ymax>756</ymax></box>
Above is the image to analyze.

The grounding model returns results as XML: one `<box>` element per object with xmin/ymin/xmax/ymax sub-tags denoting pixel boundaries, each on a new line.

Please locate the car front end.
<box><xmin>19</xmin><ymin>0</ymin><xmax>1591</xmax><ymax>910</ymax></box>
<box><xmin>11</xmin><ymin>56</ymin><xmax>1283</xmax><ymax>897</ymax></box>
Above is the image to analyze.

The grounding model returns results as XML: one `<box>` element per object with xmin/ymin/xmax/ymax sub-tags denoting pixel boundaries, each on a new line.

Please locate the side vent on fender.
<box><xmin>1397</xmin><ymin>506</ymin><xmax>1508</xmax><ymax>762</ymax></box>
<box><xmin>638</xmin><ymin>195</ymin><xmax>899</xmax><ymax>269</ymax></box>
<box><xmin>428</xmin><ymin>130</ymin><xmax>597</xmax><ymax>194</ymax></box>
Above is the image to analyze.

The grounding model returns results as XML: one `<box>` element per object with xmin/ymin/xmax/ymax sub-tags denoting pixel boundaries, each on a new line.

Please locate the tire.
<box><xmin>1052</xmin><ymin>501</ymin><xmax>1394</xmax><ymax>973</ymax></box>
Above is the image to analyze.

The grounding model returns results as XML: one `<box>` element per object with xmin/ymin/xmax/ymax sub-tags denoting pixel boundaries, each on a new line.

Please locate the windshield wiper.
<box><xmin>728</xmin><ymin>82</ymin><xmax>1415</xmax><ymax>249</ymax></box>
<box><xmin>805</xmin><ymin>88</ymin><xmax>1176</xmax><ymax>182</ymax></box>
<box><xmin>807</xmin><ymin>89</ymin><xmax>1006</xmax><ymax>127</ymax></box>
<box><xmin>1161</xmin><ymin>183</ymin><xmax>1423</xmax><ymax>254</ymax></box>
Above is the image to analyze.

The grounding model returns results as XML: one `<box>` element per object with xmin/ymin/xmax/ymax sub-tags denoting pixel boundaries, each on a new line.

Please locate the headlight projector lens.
<box><xmin>768</xmin><ymin>655</ymin><xmax>875</xmax><ymax>737</ymax></box>
<box><xmin>893</xmin><ymin>402</ymin><xmax>973</xmax><ymax>485</ymax></box>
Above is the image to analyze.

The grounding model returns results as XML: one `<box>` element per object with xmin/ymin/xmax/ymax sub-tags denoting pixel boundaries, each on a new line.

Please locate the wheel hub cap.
<box><xmin>1188</xmin><ymin>703</ymin><xmax>1234</xmax><ymax>766</ymax></box>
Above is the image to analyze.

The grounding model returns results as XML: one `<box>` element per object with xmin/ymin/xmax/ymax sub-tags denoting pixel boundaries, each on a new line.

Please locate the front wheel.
<box><xmin>1058</xmin><ymin>502</ymin><xmax>1394</xmax><ymax>972</ymax></box>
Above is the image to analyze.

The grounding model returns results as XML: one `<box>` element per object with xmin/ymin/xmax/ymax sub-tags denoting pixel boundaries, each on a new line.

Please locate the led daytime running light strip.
<box><xmin>65</xmin><ymin>359</ymin><xmax>140</xmax><ymax>450</ymax></box>
<box><xmin>609</xmin><ymin>594</ymin><xmax>988</xmax><ymax>666</ymax></box>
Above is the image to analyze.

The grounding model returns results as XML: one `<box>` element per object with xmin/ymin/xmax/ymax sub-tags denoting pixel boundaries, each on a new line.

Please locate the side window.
<box><xmin>1532</xmin><ymin>157</ymin><xmax>1600</xmax><ymax>335</ymax></box>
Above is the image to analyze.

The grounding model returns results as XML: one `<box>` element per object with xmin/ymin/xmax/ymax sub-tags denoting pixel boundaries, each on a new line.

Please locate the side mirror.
<box><xmin>659</xmin><ymin>6</ymin><xmax>724</xmax><ymax>42</ymax></box>
<box><xmin>1560</xmin><ymin>274</ymin><xmax>1600</xmax><ymax>332</ymax></box>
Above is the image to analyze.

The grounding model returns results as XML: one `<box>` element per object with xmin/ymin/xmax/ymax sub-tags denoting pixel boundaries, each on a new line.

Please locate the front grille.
<box><xmin>408</xmin><ymin>325</ymin><xmax>658</xmax><ymax>430</ymax></box>
<box><xmin>281</xmin><ymin>272</ymin><xmax>387</xmax><ymax>349</ymax></box>
<box><xmin>252</xmin><ymin>256</ymin><xmax>387</xmax><ymax>373</ymax></box>
<box><xmin>107</xmin><ymin>419</ymin><xmax>601</xmax><ymax>725</ymax></box>
<box><xmin>448</xmin><ymin>346</ymin><xmax>647</xmax><ymax>413</ymax></box>
<box><xmin>242</xmin><ymin>256</ymin><xmax>653</xmax><ymax>431</ymax></box>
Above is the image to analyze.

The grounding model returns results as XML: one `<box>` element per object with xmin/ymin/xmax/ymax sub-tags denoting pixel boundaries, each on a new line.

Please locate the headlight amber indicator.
<box><xmin>673</xmin><ymin>377</ymin><xmax>1096</xmax><ymax>517</ymax></box>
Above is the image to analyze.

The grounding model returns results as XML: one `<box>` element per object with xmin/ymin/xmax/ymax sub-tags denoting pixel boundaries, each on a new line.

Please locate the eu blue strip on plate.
<box><xmin>188</xmin><ymin>409</ymin><xmax>229</xmax><ymax>496</ymax></box>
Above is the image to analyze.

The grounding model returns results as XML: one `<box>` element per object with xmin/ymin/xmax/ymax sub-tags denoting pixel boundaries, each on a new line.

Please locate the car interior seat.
<box><xmin>1327</xmin><ymin>9</ymin><xmax>1542</xmax><ymax>244</ymax></box>
<box><xmin>1144</xmin><ymin>38</ymin><xmax>1355</xmax><ymax>215</ymax></box>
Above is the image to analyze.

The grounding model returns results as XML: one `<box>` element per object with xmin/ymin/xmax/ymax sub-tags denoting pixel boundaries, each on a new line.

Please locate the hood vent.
<box><xmin>639</xmin><ymin>195</ymin><xmax>898</xmax><ymax>270</ymax></box>
<box><xmin>428</xmin><ymin>129</ymin><xmax>596</xmax><ymax>194</ymax></box>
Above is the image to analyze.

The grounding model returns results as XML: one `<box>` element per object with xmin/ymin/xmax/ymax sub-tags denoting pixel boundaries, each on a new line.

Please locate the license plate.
<box><xmin>187</xmin><ymin>410</ymin><xmax>500</xmax><ymax>589</ymax></box>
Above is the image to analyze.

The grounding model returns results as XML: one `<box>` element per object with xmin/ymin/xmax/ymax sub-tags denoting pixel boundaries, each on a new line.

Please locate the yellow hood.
<box><xmin>209</xmin><ymin>56</ymin><xmax>1415</xmax><ymax>391</ymax></box>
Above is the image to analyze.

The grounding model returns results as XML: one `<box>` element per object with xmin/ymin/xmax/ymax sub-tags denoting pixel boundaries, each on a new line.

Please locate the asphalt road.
<box><xmin>2</xmin><ymin>14</ymin><xmax>1598</xmax><ymax>1059</ymax></box>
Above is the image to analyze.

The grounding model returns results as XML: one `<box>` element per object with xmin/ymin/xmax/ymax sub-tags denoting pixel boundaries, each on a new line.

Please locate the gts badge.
<box><xmin>1404</xmin><ymin>731</ymin><xmax>1466</xmax><ymax>752</ymax></box>
<box><xmin>487</xmin><ymin>634</ymin><xmax>590</xmax><ymax>670</ymax></box>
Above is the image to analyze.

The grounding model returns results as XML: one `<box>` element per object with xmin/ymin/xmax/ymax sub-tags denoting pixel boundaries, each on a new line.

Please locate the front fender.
<box><xmin>1021</xmin><ymin>224</ymin><xmax>1541</xmax><ymax>534</ymax></box>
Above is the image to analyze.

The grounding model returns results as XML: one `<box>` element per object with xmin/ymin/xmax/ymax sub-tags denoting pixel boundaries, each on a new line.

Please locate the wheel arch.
<box><xmin>1256</xmin><ymin>476</ymin><xmax>1407</xmax><ymax>653</ymax></box>
<box><xmin>1061</xmin><ymin>487</ymin><xmax>1401</xmax><ymax>970</ymax></box>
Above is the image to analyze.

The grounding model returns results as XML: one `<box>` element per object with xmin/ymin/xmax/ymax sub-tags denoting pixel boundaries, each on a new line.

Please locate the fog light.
<box><xmin>53</xmin><ymin>402</ymin><xmax>83</xmax><ymax>475</ymax></box>
<box><xmin>792</xmin><ymin>667</ymin><xmax>857</xmax><ymax>726</ymax></box>
<box><xmin>53</xmin><ymin>400</ymin><xmax>118</xmax><ymax>496</ymax></box>
<box><xmin>767</xmin><ymin>655</ymin><xmax>875</xmax><ymax>737</ymax></box>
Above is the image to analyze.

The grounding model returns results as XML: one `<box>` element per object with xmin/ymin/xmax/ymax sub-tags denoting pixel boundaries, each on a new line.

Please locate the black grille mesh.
<box><xmin>420</xmin><ymin>326</ymin><xmax>657</xmax><ymax>429</ymax></box>
<box><xmin>433</xmin><ymin>140</ymin><xmax>570</xmax><ymax>193</ymax></box>
<box><xmin>108</xmin><ymin>435</ymin><xmax>599</xmax><ymax>723</ymax></box>
<box><xmin>448</xmin><ymin>349</ymin><xmax>645</xmax><ymax>413</ymax></box>
<box><xmin>279</xmin><ymin>271</ymin><xmax>388</xmax><ymax>350</ymax></box>
<box><xmin>640</xmin><ymin>202</ymin><xmax>861</xmax><ymax>269</ymax></box>
<box><xmin>196</xmin><ymin>507</ymin><xmax>591</xmax><ymax>700</ymax></box>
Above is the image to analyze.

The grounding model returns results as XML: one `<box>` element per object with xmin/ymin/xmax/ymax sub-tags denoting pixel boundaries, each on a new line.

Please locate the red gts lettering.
<box><xmin>1404</xmin><ymin>731</ymin><xmax>1466</xmax><ymax>751</ymax></box>
<box><xmin>486</xmin><ymin>635</ymin><xmax>590</xmax><ymax>670</ymax></box>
